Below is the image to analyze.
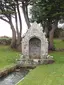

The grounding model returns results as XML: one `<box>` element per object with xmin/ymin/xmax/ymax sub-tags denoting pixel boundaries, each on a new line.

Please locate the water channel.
<box><xmin>0</xmin><ymin>69</ymin><xmax>29</xmax><ymax>85</ymax></box>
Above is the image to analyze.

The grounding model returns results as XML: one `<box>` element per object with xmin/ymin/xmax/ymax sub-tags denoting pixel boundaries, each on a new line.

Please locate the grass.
<box><xmin>0</xmin><ymin>45</ymin><xmax>20</xmax><ymax>70</ymax></box>
<box><xmin>54</xmin><ymin>39</ymin><xmax>64</xmax><ymax>49</ymax></box>
<box><xmin>18</xmin><ymin>39</ymin><xmax>64</xmax><ymax>85</ymax></box>
<box><xmin>0</xmin><ymin>39</ymin><xmax>64</xmax><ymax>85</ymax></box>
<box><xmin>18</xmin><ymin>52</ymin><xmax>64</xmax><ymax>85</ymax></box>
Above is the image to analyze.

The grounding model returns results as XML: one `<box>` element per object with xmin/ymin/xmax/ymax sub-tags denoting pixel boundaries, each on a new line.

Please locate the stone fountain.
<box><xmin>18</xmin><ymin>22</ymin><xmax>54</xmax><ymax>67</ymax></box>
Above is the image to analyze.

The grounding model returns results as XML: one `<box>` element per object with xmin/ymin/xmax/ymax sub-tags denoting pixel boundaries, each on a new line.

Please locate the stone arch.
<box><xmin>29</xmin><ymin>37</ymin><xmax>41</xmax><ymax>59</ymax></box>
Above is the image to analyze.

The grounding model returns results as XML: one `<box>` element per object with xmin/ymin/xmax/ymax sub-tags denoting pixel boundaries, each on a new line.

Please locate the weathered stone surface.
<box><xmin>21</xmin><ymin>22</ymin><xmax>53</xmax><ymax>66</ymax></box>
<box><xmin>22</xmin><ymin>22</ymin><xmax>48</xmax><ymax>59</ymax></box>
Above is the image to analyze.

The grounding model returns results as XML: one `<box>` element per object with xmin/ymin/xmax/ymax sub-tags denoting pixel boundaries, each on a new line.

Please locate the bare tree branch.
<box><xmin>0</xmin><ymin>17</ymin><xmax>9</xmax><ymax>23</ymax></box>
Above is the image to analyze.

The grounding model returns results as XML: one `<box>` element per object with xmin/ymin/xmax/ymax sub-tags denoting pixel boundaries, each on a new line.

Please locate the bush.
<box><xmin>60</xmin><ymin>30</ymin><xmax>64</xmax><ymax>41</ymax></box>
<box><xmin>54</xmin><ymin>28</ymin><xmax>63</xmax><ymax>38</ymax></box>
<box><xmin>0</xmin><ymin>38</ymin><xmax>11</xmax><ymax>45</ymax></box>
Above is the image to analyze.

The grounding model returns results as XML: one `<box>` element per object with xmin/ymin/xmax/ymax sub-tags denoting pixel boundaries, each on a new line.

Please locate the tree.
<box><xmin>22</xmin><ymin>0</ymin><xmax>30</xmax><ymax>28</ymax></box>
<box><xmin>0</xmin><ymin>0</ymin><xmax>17</xmax><ymax>48</ymax></box>
<box><xmin>30</xmin><ymin>0</ymin><xmax>64</xmax><ymax>50</ymax></box>
<box><xmin>0</xmin><ymin>0</ymin><xmax>31</xmax><ymax>51</ymax></box>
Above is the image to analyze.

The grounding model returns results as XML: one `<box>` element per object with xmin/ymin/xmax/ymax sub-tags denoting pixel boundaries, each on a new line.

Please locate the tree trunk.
<box><xmin>49</xmin><ymin>20</ymin><xmax>57</xmax><ymax>50</ymax></box>
<box><xmin>16</xmin><ymin>33</ymin><xmax>22</xmax><ymax>51</ymax></box>
<box><xmin>15</xmin><ymin>6</ymin><xmax>20</xmax><ymax>50</ymax></box>
<box><xmin>49</xmin><ymin>26</ymin><xmax>55</xmax><ymax>50</ymax></box>
<box><xmin>43</xmin><ymin>21</ymin><xmax>48</xmax><ymax>37</ymax></box>
<box><xmin>22</xmin><ymin>2</ymin><xmax>30</xmax><ymax>28</ymax></box>
<box><xmin>16</xmin><ymin>1</ymin><xmax>22</xmax><ymax>51</ymax></box>
<box><xmin>11</xmin><ymin>26</ymin><xmax>16</xmax><ymax>48</ymax></box>
<box><xmin>9</xmin><ymin>15</ymin><xmax>16</xmax><ymax>48</ymax></box>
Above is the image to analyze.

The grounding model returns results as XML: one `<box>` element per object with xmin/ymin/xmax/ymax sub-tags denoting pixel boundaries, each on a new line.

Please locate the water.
<box><xmin>0</xmin><ymin>69</ymin><xmax>29</xmax><ymax>85</ymax></box>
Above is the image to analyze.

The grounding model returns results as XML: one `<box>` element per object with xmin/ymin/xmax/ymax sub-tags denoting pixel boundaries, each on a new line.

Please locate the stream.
<box><xmin>0</xmin><ymin>69</ymin><xmax>29</xmax><ymax>85</ymax></box>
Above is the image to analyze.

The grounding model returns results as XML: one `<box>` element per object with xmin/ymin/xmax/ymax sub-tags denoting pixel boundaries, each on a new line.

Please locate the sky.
<box><xmin>0</xmin><ymin>8</ymin><xmax>28</xmax><ymax>37</ymax></box>
<box><xmin>58</xmin><ymin>21</ymin><xmax>64</xmax><ymax>29</ymax></box>
<box><xmin>0</xmin><ymin>5</ymin><xmax>64</xmax><ymax>37</ymax></box>
<box><xmin>0</xmin><ymin>19</ymin><xmax>64</xmax><ymax>37</ymax></box>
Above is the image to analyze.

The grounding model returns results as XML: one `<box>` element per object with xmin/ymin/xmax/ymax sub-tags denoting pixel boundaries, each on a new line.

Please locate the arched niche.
<box><xmin>29</xmin><ymin>37</ymin><xmax>41</xmax><ymax>59</ymax></box>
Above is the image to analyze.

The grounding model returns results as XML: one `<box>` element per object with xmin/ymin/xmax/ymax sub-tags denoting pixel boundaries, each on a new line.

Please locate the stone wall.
<box><xmin>0</xmin><ymin>38</ymin><xmax>11</xmax><ymax>45</ymax></box>
<box><xmin>22</xmin><ymin>22</ymin><xmax>48</xmax><ymax>60</ymax></box>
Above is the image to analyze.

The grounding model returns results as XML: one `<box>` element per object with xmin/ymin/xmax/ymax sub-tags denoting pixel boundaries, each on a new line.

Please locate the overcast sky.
<box><xmin>0</xmin><ymin>5</ymin><xmax>64</xmax><ymax>37</ymax></box>
<box><xmin>0</xmin><ymin>8</ymin><xmax>28</xmax><ymax>37</ymax></box>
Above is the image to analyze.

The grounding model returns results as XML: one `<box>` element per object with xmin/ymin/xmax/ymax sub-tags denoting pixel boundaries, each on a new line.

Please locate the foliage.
<box><xmin>60</xmin><ymin>30</ymin><xmax>64</xmax><ymax>40</ymax></box>
<box><xmin>30</xmin><ymin>0</ymin><xmax>64</xmax><ymax>50</ymax></box>
<box><xmin>0</xmin><ymin>0</ymin><xmax>30</xmax><ymax>50</ymax></box>
<box><xmin>30</xmin><ymin>0</ymin><xmax>64</xmax><ymax>23</ymax></box>
<box><xmin>0</xmin><ymin>0</ymin><xmax>15</xmax><ymax>14</ymax></box>
<box><xmin>0</xmin><ymin>0</ymin><xmax>22</xmax><ymax>50</ymax></box>
<box><xmin>54</xmin><ymin>28</ymin><xmax>63</xmax><ymax>38</ymax></box>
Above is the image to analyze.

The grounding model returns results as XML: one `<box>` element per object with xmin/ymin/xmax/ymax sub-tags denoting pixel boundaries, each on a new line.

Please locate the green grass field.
<box><xmin>18</xmin><ymin>52</ymin><xmax>64</xmax><ymax>85</ymax></box>
<box><xmin>0</xmin><ymin>39</ymin><xmax>64</xmax><ymax>85</ymax></box>
<box><xmin>54</xmin><ymin>39</ymin><xmax>64</xmax><ymax>49</ymax></box>
<box><xmin>0</xmin><ymin>45</ymin><xmax>20</xmax><ymax>70</ymax></box>
<box><xmin>18</xmin><ymin>39</ymin><xmax>64</xmax><ymax>85</ymax></box>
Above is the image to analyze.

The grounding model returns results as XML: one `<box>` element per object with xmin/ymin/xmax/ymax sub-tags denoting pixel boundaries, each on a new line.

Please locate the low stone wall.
<box><xmin>17</xmin><ymin>59</ymin><xmax>54</xmax><ymax>68</ymax></box>
<box><xmin>0</xmin><ymin>65</ymin><xmax>17</xmax><ymax>78</ymax></box>
<box><xmin>0</xmin><ymin>38</ymin><xmax>11</xmax><ymax>45</ymax></box>
<box><xmin>0</xmin><ymin>64</ymin><xmax>31</xmax><ymax>78</ymax></box>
